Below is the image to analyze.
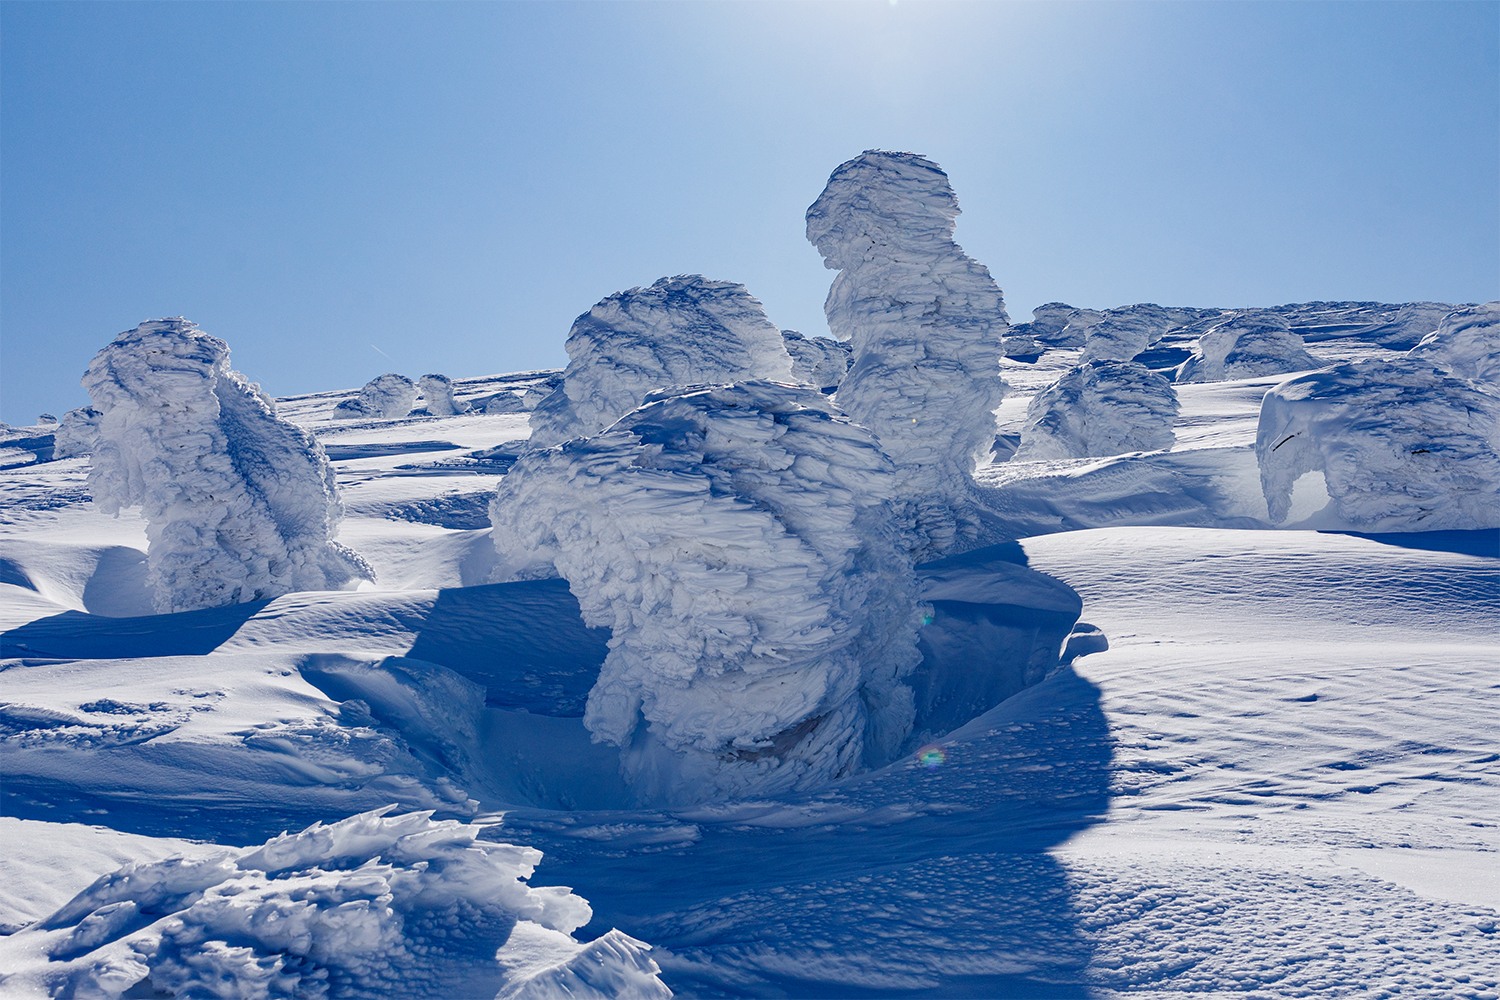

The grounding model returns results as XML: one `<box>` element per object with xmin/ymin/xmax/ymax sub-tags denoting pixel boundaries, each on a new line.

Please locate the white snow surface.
<box><xmin>1176</xmin><ymin>312</ymin><xmax>1327</xmax><ymax>382</ymax></box>
<box><xmin>1014</xmin><ymin>360</ymin><xmax>1179</xmax><ymax>461</ymax></box>
<box><xmin>1408</xmin><ymin>300</ymin><xmax>1500</xmax><ymax>382</ymax></box>
<box><xmin>1256</xmin><ymin>358</ymin><xmax>1500</xmax><ymax>530</ymax></box>
<box><xmin>527</xmin><ymin>276</ymin><xmax>794</xmax><ymax>449</ymax></box>
<box><xmin>807</xmin><ymin>150</ymin><xmax>1009</xmax><ymax>552</ymax></box>
<box><xmin>491</xmin><ymin>381</ymin><xmax>924</xmax><ymax>806</ymax></box>
<box><xmin>81</xmin><ymin>319</ymin><xmax>372</xmax><ymax>613</ymax></box>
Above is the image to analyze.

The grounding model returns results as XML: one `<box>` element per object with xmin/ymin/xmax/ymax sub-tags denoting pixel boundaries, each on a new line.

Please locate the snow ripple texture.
<box><xmin>1257</xmin><ymin>358</ymin><xmax>1500</xmax><ymax>530</ymax></box>
<box><xmin>1407</xmin><ymin>300</ymin><xmax>1500</xmax><ymax>383</ymax></box>
<box><xmin>1176</xmin><ymin>313</ymin><xmax>1325</xmax><ymax>383</ymax></box>
<box><xmin>527</xmin><ymin>276</ymin><xmax>794</xmax><ymax>449</ymax></box>
<box><xmin>490</xmin><ymin>381</ymin><xmax>923</xmax><ymax>806</ymax></box>
<box><xmin>82</xmin><ymin>319</ymin><xmax>373</xmax><ymax>613</ymax></box>
<box><xmin>0</xmin><ymin>806</ymin><xmax>667</xmax><ymax>1000</ymax></box>
<box><xmin>807</xmin><ymin>150</ymin><xmax>1008</xmax><ymax>552</ymax></box>
<box><xmin>1014</xmin><ymin>361</ymin><xmax>1179</xmax><ymax>461</ymax></box>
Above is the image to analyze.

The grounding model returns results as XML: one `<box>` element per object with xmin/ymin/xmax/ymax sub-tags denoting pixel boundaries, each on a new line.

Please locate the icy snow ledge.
<box><xmin>0</xmin><ymin>806</ymin><xmax>668</xmax><ymax>1000</ymax></box>
<box><xmin>492</xmin><ymin>381</ymin><xmax>923</xmax><ymax>806</ymax></box>
<box><xmin>84</xmin><ymin>319</ymin><xmax>373</xmax><ymax>613</ymax></box>
<box><xmin>1407</xmin><ymin>300</ymin><xmax>1500</xmax><ymax>383</ymax></box>
<box><xmin>528</xmin><ymin>275</ymin><xmax>794</xmax><ymax>448</ymax></box>
<box><xmin>1014</xmin><ymin>361</ymin><xmax>1179</xmax><ymax>461</ymax></box>
<box><xmin>1257</xmin><ymin>359</ymin><xmax>1500</xmax><ymax>530</ymax></box>
<box><xmin>807</xmin><ymin>150</ymin><xmax>1008</xmax><ymax>552</ymax></box>
<box><xmin>1176</xmin><ymin>313</ymin><xmax>1325</xmax><ymax>383</ymax></box>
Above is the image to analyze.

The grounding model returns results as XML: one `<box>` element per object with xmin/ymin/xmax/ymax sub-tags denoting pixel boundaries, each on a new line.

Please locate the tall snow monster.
<box><xmin>84</xmin><ymin>318</ymin><xmax>373</xmax><ymax>613</ymax></box>
<box><xmin>806</xmin><ymin>150</ymin><xmax>1009</xmax><ymax>553</ymax></box>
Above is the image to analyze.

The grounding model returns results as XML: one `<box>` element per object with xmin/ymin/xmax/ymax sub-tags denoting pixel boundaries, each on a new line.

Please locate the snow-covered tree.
<box><xmin>1015</xmin><ymin>361</ymin><xmax>1179</xmax><ymax>460</ymax></box>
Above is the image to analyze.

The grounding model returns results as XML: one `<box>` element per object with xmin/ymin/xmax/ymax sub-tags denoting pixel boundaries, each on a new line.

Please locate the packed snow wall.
<box><xmin>806</xmin><ymin>150</ymin><xmax>1009</xmax><ymax>553</ymax></box>
<box><xmin>1014</xmin><ymin>361</ymin><xmax>1179</xmax><ymax>461</ymax></box>
<box><xmin>1256</xmin><ymin>358</ymin><xmax>1500</xmax><ymax>530</ymax></box>
<box><xmin>83</xmin><ymin>318</ymin><xmax>372</xmax><ymax>613</ymax></box>
<box><xmin>492</xmin><ymin>381</ymin><xmax>924</xmax><ymax>805</ymax></box>
<box><xmin>528</xmin><ymin>275</ymin><xmax>795</xmax><ymax>448</ymax></box>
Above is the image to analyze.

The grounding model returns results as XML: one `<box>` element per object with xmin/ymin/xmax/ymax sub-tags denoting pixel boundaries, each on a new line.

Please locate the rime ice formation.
<box><xmin>1257</xmin><ymin>359</ymin><xmax>1500</xmax><ymax>530</ymax></box>
<box><xmin>83</xmin><ymin>319</ymin><xmax>372</xmax><ymax>613</ymax></box>
<box><xmin>1176</xmin><ymin>313</ymin><xmax>1325</xmax><ymax>383</ymax></box>
<box><xmin>1014</xmin><ymin>361</ymin><xmax>1180</xmax><ymax>461</ymax></box>
<box><xmin>335</xmin><ymin>372</ymin><xmax>418</xmax><ymax>419</ymax></box>
<box><xmin>418</xmin><ymin>373</ymin><xmax>466</xmax><ymax>416</ymax></box>
<box><xmin>52</xmin><ymin>406</ymin><xmax>101</xmax><ymax>459</ymax></box>
<box><xmin>1079</xmin><ymin>315</ymin><xmax>1154</xmax><ymax>364</ymax></box>
<box><xmin>807</xmin><ymin>150</ymin><xmax>1008</xmax><ymax>551</ymax></box>
<box><xmin>3</xmin><ymin>807</ymin><xmax>668</xmax><ymax>1000</ymax></box>
<box><xmin>1407</xmin><ymin>301</ymin><xmax>1500</xmax><ymax>383</ymax></box>
<box><xmin>527</xmin><ymin>276</ymin><xmax>795</xmax><ymax>448</ymax></box>
<box><xmin>491</xmin><ymin>381</ymin><xmax>923</xmax><ymax>805</ymax></box>
<box><xmin>782</xmin><ymin>330</ymin><xmax>851</xmax><ymax>390</ymax></box>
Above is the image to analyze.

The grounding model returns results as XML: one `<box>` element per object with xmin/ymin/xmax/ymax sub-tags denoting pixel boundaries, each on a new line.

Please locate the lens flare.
<box><xmin>919</xmin><ymin>745</ymin><xmax>945</xmax><ymax>770</ymax></box>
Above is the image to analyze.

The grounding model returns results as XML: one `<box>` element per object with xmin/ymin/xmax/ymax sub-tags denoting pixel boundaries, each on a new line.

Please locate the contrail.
<box><xmin>370</xmin><ymin>344</ymin><xmax>394</xmax><ymax>362</ymax></box>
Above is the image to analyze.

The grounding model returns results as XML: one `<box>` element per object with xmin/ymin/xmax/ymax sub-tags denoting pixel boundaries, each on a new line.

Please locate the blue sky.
<box><xmin>2</xmin><ymin>1</ymin><xmax>1496</xmax><ymax>425</ymax></box>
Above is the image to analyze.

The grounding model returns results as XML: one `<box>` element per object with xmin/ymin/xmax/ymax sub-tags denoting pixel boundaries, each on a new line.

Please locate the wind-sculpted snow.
<box><xmin>781</xmin><ymin>330</ymin><xmax>850</xmax><ymax>390</ymax></box>
<box><xmin>491</xmin><ymin>381</ymin><xmax>923</xmax><ymax>805</ymax></box>
<box><xmin>419</xmin><ymin>373</ymin><xmax>467</xmax><ymax>416</ymax></box>
<box><xmin>51</xmin><ymin>406</ymin><xmax>100</xmax><ymax>459</ymax></box>
<box><xmin>807</xmin><ymin>150</ymin><xmax>1008</xmax><ymax>552</ymax></box>
<box><xmin>335</xmin><ymin>373</ymin><xmax>417</xmax><ymax>419</ymax></box>
<box><xmin>1014</xmin><ymin>361</ymin><xmax>1179</xmax><ymax>461</ymax></box>
<box><xmin>1257</xmin><ymin>359</ymin><xmax>1500</xmax><ymax>530</ymax></box>
<box><xmin>0</xmin><ymin>806</ymin><xmax>668</xmax><ymax>1000</ymax></box>
<box><xmin>527</xmin><ymin>276</ymin><xmax>794</xmax><ymax>448</ymax></box>
<box><xmin>82</xmin><ymin>319</ymin><xmax>372</xmax><ymax>613</ymax></box>
<box><xmin>1407</xmin><ymin>300</ymin><xmax>1500</xmax><ymax>383</ymax></box>
<box><xmin>1176</xmin><ymin>313</ymin><xmax>1325</xmax><ymax>383</ymax></box>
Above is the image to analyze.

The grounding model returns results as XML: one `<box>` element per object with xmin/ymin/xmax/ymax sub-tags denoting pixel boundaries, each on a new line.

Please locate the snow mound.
<box><xmin>1406</xmin><ymin>301</ymin><xmax>1500</xmax><ymax>383</ymax></box>
<box><xmin>335</xmin><ymin>373</ymin><xmax>418</xmax><ymax>419</ymax></box>
<box><xmin>491</xmin><ymin>380</ymin><xmax>923</xmax><ymax>805</ymax></box>
<box><xmin>807</xmin><ymin>150</ymin><xmax>1008</xmax><ymax>551</ymax></box>
<box><xmin>83</xmin><ymin>318</ymin><xmax>373</xmax><ymax>613</ymax></box>
<box><xmin>0</xmin><ymin>806</ymin><xmax>667</xmax><ymax>1000</ymax></box>
<box><xmin>1257</xmin><ymin>358</ymin><xmax>1500</xmax><ymax>530</ymax></box>
<box><xmin>1176</xmin><ymin>313</ymin><xmax>1325</xmax><ymax>383</ymax></box>
<box><xmin>782</xmin><ymin>330</ymin><xmax>851</xmax><ymax>390</ymax></box>
<box><xmin>419</xmin><ymin>373</ymin><xmax>467</xmax><ymax>416</ymax></box>
<box><xmin>1014</xmin><ymin>361</ymin><xmax>1179</xmax><ymax>460</ymax></box>
<box><xmin>527</xmin><ymin>275</ymin><xmax>794</xmax><ymax>448</ymax></box>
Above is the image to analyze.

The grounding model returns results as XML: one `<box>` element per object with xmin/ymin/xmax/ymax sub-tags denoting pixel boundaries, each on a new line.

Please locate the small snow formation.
<box><xmin>1176</xmin><ymin>313</ymin><xmax>1325</xmax><ymax>383</ymax></box>
<box><xmin>335</xmin><ymin>373</ymin><xmax>418</xmax><ymax>419</ymax></box>
<box><xmin>491</xmin><ymin>381</ymin><xmax>923</xmax><ymax>805</ymax></box>
<box><xmin>83</xmin><ymin>318</ymin><xmax>372</xmax><ymax>613</ymax></box>
<box><xmin>3</xmin><ymin>806</ymin><xmax>668</xmax><ymax>1000</ymax></box>
<box><xmin>1079</xmin><ymin>314</ymin><xmax>1155</xmax><ymax>363</ymax></box>
<box><xmin>418</xmin><ymin>373</ymin><xmax>467</xmax><ymax>416</ymax></box>
<box><xmin>1014</xmin><ymin>361</ymin><xmax>1179</xmax><ymax>460</ymax></box>
<box><xmin>527</xmin><ymin>275</ymin><xmax>795</xmax><ymax>448</ymax></box>
<box><xmin>1406</xmin><ymin>300</ymin><xmax>1500</xmax><ymax>383</ymax></box>
<box><xmin>1257</xmin><ymin>359</ymin><xmax>1500</xmax><ymax>529</ymax></box>
<box><xmin>807</xmin><ymin>150</ymin><xmax>1008</xmax><ymax>550</ymax></box>
<box><xmin>52</xmin><ymin>406</ymin><xmax>101</xmax><ymax>459</ymax></box>
<box><xmin>782</xmin><ymin>330</ymin><xmax>851</xmax><ymax>390</ymax></box>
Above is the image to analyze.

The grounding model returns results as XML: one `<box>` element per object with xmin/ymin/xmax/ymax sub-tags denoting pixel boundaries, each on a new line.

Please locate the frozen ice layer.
<box><xmin>1014</xmin><ymin>361</ymin><xmax>1179</xmax><ymax>461</ymax></box>
<box><xmin>83</xmin><ymin>318</ymin><xmax>372</xmax><ymax>613</ymax></box>
<box><xmin>807</xmin><ymin>150</ymin><xmax>1008</xmax><ymax>551</ymax></box>
<box><xmin>1407</xmin><ymin>301</ymin><xmax>1500</xmax><ymax>383</ymax></box>
<box><xmin>0</xmin><ymin>806</ymin><xmax>667</xmax><ymax>1000</ymax></box>
<box><xmin>528</xmin><ymin>275</ymin><xmax>795</xmax><ymax>448</ymax></box>
<box><xmin>1176</xmin><ymin>314</ymin><xmax>1325</xmax><ymax>383</ymax></box>
<box><xmin>491</xmin><ymin>380</ymin><xmax>923</xmax><ymax>805</ymax></box>
<box><xmin>782</xmin><ymin>329</ymin><xmax>851</xmax><ymax>390</ymax></box>
<box><xmin>419</xmin><ymin>373</ymin><xmax>467</xmax><ymax>416</ymax></box>
<box><xmin>335</xmin><ymin>372</ymin><xmax>418</xmax><ymax>419</ymax></box>
<box><xmin>1257</xmin><ymin>358</ymin><xmax>1500</xmax><ymax>530</ymax></box>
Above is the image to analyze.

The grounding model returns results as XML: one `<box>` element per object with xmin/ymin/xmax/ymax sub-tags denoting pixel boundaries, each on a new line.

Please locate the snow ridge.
<box><xmin>83</xmin><ymin>318</ymin><xmax>372</xmax><ymax>613</ymax></box>
<box><xmin>1015</xmin><ymin>361</ymin><xmax>1179</xmax><ymax>461</ymax></box>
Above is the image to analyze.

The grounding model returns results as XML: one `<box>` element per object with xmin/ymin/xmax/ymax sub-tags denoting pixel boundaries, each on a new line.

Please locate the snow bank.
<box><xmin>419</xmin><ymin>373</ymin><xmax>467</xmax><ymax>416</ymax></box>
<box><xmin>1014</xmin><ymin>361</ymin><xmax>1179</xmax><ymax>461</ymax></box>
<box><xmin>782</xmin><ymin>330</ymin><xmax>851</xmax><ymax>390</ymax></box>
<box><xmin>1406</xmin><ymin>301</ymin><xmax>1500</xmax><ymax>383</ymax></box>
<box><xmin>1257</xmin><ymin>359</ymin><xmax>1500</xmax><ymax>530</ymax></box>
<box><xmin>335</xmin><ymin>373</ymin><xmax>418</xmax><ymax>419</ymax></box>
<box><xmin>528</xmin><ymin>276</ymin><xmax>794</xmax><ymax>448</ymax></box>
<box><xmin>83</xmin><ymin>318</ymin><xmax>372</xmax><ymax>613</ymax></box>
<box><xmin>1176</xmin><ymin>314</ymin><xmax>1325</xmax><ymax>383</ymax></box>
<box><xmin>0</xmin><ymin>806</ymin><xmax>667</xmax><ymax>1000</ymax></box>
<box><xmin>491</xmin><ymin>381</ymin><xmax>923</xmax><ymax>805</ymax></box>
<box><xmin>807</xmin><ymin>150</ymin><xmax>1008</xmax><ymax>551</ymax></box>
<box><xmin>51</xmin><ymin>406</ymin><xmax>101</xmax><ymax>459</ymax></box>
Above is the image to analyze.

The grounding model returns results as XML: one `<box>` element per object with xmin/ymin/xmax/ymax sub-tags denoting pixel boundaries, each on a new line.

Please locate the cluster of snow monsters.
<box><xmin>83</xmin><ymin>319</ymin><xmax>373</xmax><ymax>613</ymax></box>
<box><xmin>1</xmin><ymin>807</ymin><xmax>668</xmax><ymax>1000</ymax></box>
<box><xmin>334</xmin><ymin>372</ymin><xmax>470</xmax><ymax>419</ymax></box>
<box><xmin>1257</xmin><ymin>302</ymin><xmax>1500</xmax><ymax>530</ymax></box>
